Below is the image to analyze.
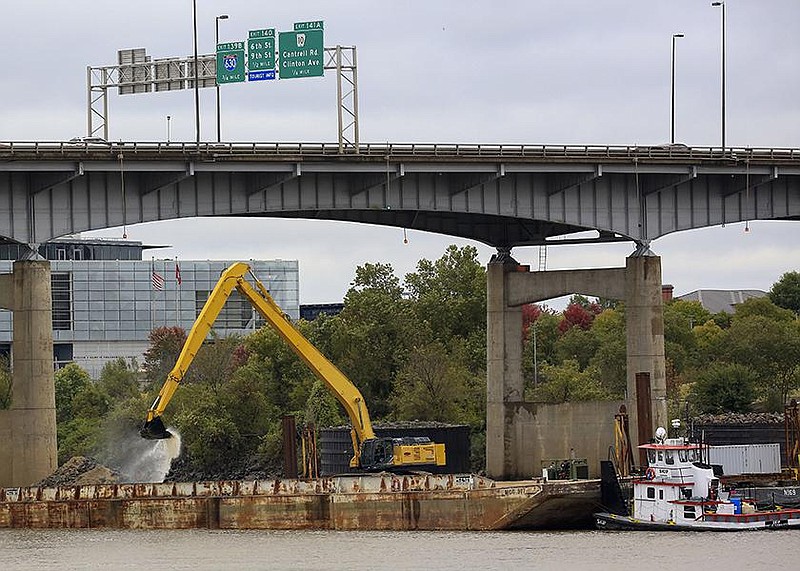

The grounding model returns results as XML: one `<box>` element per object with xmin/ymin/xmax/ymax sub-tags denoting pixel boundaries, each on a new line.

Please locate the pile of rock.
<box><xmin>35</xmin><ymin>456</ymin><xmax>121</xmax><ymax>487</ymax></box>
<box><xmin>694</xmin><ymin>412</ymin><xmax>785</xmax><ymax>425</ymax></box>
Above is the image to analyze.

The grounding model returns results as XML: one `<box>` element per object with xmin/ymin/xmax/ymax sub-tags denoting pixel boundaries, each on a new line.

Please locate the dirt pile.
<box><xmin>35</xmin><ymin>456</ymin><xmax>121</xmax><ymax>487</ymax></box>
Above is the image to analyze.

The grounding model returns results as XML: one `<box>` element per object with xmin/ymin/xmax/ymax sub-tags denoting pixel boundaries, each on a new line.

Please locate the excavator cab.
<box><xmin>360</xmin><ymin>437</ymin><xmax>446</xmax><ymax>472</ymax></box>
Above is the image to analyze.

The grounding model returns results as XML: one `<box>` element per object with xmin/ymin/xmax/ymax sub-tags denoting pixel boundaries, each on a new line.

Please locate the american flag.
<box><xmin>151</xmin><ymin>270</ymin><xmax>165</xmax><ymax>291</ymax></box>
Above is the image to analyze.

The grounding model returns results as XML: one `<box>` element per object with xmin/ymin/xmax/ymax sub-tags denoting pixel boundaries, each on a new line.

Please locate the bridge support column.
<box><xmin>486</xmin><ymin>251</ymin><xmax>527</xmax><ymax>480</ymax></box>
<box><xmin>625</xmin><ymin>254</ymin><xmax>667</xmax><ymax>451</ymax></box>
<box><xmin>0</xmin><ymin>260</ymin><xmax>57</xmax><ymax>487</ymax></box>
<box><xmin>485</xmin><ymin>251</ymin><xmax>667</xmax><ymax>480</ymax></box>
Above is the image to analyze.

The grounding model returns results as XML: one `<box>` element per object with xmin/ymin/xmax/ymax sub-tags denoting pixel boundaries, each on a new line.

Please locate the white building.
<box><xmin>0</xmin><ymin>237</ymin><xmax>299</xmax><ymax>377</ymax></box>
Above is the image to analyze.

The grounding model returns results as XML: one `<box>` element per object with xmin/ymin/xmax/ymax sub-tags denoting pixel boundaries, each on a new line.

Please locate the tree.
<box><xmin>558</xmin><ymin>301</ymin><xmax>599</xmax><ymax>333</ymax></box>
<box><xmin>769</xmin><ymin>270</ymin><xmax>800</xmax><ymax>314</ymax></box>
<box><xmin>732</xmin><ymin>296</ymin><xmax>795</xmax><ymax>323</ymax></box>
<box><xmin>142</xmin><ymin>326</ymin><xmax>187</xmax><ymax>387</ymax></box>
<box><xmin>689</xmin><ymin>319</ymin><xmax>725</xmax><ymax>369</ymax></box>
<box><xmin>405</xmin><ymin>245</ymin><xmax>486</xmax><ymax>343</ymax></box>
<box><xmin>690</xmin><ymin>363</ymin><xmax>757</xmax><ymax>414</ymax></box>
<box><xmin>554</xmin><ymin>327</ymin><xmax>599</xmax><ymax>370</ymax></box>
<box><xmin>333</xmin><ymin>263</ymin><xmax>417</xmax><ymax>419</ymax></box>
<box><xmin>54</xmin><ymin>363</ymin><xmax>108</xmax><ymax>463</ymax></box>
<box><xmin>177</xmin><ymin>405</ymin><xmax>244</xmax><ymax>473</ymax></box>
<box><xmin>188</xmin><ymin>334</ymin><xmax>245</xmax><ymax>395</ymax></box>
<box><xmin>528</xmin><ymin>360</ymin><xmax>610</xmax><ymax>403</ymax></box>
<box><xmin>588</xmin><ymin>309</ymin><xmax>626</xmax><ymax>396</ymax></box>
<box><xmin>241</xmin><ymin>326</ymin><xmax>314</xmax><ymax>414</ymax></box>
<box><xmin>521</xmin><ymin>303</ymin><xmax>543</xmax><ymax>340</ymax></box>
<box><xmin>390</xmin><ymin>341</ymin><xmax>479</xmax><ymax>424</ymax></box>
<box><xmin>98</xmin><ymin>358</ymin><xmax>139</xmax><ymax>402</ymax></box>
<box><xmin>54</xmin><ymin>363</ymin><xmax>92</xmax><ymax>423</ymax></box>
<box><xmin>721</xmin><ymin>316</ymin><xmax>800</xmax><ymax>408</ymax></box>
<box><xmin>304</xmin><ymin>379</ymin><xmax>346</xmax><ymax>428</ymax></box>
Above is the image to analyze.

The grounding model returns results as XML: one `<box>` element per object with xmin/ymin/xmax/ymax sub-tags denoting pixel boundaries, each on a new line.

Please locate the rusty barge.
<box><xmin>0</xmin><ymin>473</ymin><xmax>602</xmax><ymax>531</ymax></box>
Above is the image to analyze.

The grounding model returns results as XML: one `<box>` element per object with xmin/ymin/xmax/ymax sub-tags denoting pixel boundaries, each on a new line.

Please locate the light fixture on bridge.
<box><xmin>711</xmin><ymin>1</ymin><xmax>726</xmax><ymax>151</ymax></box>
<box><xmin>192</xmin><ymin>0</ymin><xmax>200</xmax><ymax>144</ymax></box>
<box><xmin>671</xmin><ymin>33</ymin><xmax>684</xmax><ymax>145</ymax></box>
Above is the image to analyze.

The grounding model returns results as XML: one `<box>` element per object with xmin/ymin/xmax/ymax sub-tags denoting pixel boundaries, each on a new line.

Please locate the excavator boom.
<box><xmin>141</xmin><ymin>262</ymin><xmax>445</xmax><ymax>471</ymax></box>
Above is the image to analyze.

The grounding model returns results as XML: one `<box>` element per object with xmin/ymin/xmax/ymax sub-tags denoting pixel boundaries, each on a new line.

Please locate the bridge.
<box><xmin>1</xmin><ymin>142</ymin><xmax>798</xmax><ymax>484</ymax></box>
<box><xmin>1</xmin><ymin>142</ymin><xmax>798</xmax><ymax>249</ymax></box>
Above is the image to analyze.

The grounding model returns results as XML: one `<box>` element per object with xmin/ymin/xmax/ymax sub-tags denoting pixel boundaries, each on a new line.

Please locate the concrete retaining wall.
<box><xmin>512</xmin><ymin>400</ymin><xmax>622</xmax><ymax>479</ymax></box>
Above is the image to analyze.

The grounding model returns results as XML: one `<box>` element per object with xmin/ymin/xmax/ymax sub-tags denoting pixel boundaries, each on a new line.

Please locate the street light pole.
<box><xmin>215</xmin><ymin>14</ymin><xmax>229</xmax><ymax>143</ymax></box>
<box><xmin>712</xmin><ymin>1</ymin><xmax>726</xmax><ymax>150</ymax></box>
<box><xmin>671</xmin><ymin>33</ymin><xmax>684</xmax><ymax>145</ymax></box>
<box><xmin>192</xmin><ymin>0</ymin><xmax>200</xmax><ymax>144</ymax></box>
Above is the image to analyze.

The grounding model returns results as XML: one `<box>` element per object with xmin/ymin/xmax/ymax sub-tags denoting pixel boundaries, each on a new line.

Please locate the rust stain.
<box><xmin>0</xmin><ymin>477</ymin><xmax>601</xmax><ymax>531</ymax></box>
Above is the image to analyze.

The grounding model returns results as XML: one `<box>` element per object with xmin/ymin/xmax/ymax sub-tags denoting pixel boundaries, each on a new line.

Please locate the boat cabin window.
<box><xmin>684</xmin><ymin>506</ymin><xmax>696</xmax><ymax>519</ymax></box>
<box><xmin>682</xmin><ymin>488</ymin><xmax>692</xmax><ymax>499</ymax></box>
<box><xmin>648</xmin><ymin>450</ymin><xmax>656</xmax><ymax>465</ymax></box>
<box><xmin>665</xmin><ymin>450</ymin><xmax>675</xmax><ymax>465</ymax></box>
<box><xmin>689</xmin><ymin>449</ymin><xmax>700</xmax><ymax>462</ymax></box>
<box><xmin>678</xmin><ymin>449</ymin><xmax>688</xmax><ymax>462</ymax></box>
<box><xmin>659</xmin><ymin>490</ymin><xmax>664</xmax><ymax>500</ymax></box>
<box><xmin>646</xmin><ymin>487</ymin><xmax>655</xmax><ymax>499</ymax></box>
<box><xmin>657</xmin><ymin>451</ymin><xmax>664</xmax><ymax>462</ymax></box>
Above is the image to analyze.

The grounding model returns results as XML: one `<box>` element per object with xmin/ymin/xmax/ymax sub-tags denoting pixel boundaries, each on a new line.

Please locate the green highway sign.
<box><xmin>216</xmin><ymin>41</ymin><xmax>245</xmax><ymax>84</ymax></box>
<box><xmin>278</xmin><ymin>28</ymin><xmax>324</xmax><ymax>79</ymax></box>
<box><xmin>294</xmin><ymin>20</ymin><xmax>324</xmax><ymax>31</ymax></box>
<box><xmin>248</xmin><ymin>29</ymin><xmax>275</xmax><ymax>72</ymax></box>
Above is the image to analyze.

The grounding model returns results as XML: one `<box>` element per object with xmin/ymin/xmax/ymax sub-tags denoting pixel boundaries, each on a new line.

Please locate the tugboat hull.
<box><xmin>594</xmin><ymin>510</ymin><xmax>800</xmax><ymax>532</ymax></box>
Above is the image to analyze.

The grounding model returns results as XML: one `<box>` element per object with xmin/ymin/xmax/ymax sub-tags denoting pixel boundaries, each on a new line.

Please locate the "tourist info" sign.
<box><xmin>278</xmin><ymin>21</ymin><xmax>324</xmax><ymax>79</ymax></box>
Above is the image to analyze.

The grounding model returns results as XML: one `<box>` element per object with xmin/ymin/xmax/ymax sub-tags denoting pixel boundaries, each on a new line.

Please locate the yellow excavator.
<box><xmin>140</xmin><ymin>262</ymin><xmax>446</xmax><ymax>472</ymax></box>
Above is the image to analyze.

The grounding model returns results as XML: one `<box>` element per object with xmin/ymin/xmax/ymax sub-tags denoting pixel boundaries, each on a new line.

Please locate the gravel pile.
<box><xmin>35</xmin><ymin>456</ymin><xmax>121</xmax><ymax>487</ymax></box>
<box><xmin>163</xmin><ymin>454</ymin><xmax>278</xmax><ymax>482</ymax></box>
<box><xmin>694</xmin><ymin>412</ymin><xmax>785</xmax><ymax>425</ymax></box>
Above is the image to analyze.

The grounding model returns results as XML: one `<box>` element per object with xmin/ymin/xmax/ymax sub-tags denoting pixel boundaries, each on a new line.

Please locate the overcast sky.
<box><xmin>1</xmin><ymin>1</ymin><xmax>798</xmax><ymax>305</ymax></box>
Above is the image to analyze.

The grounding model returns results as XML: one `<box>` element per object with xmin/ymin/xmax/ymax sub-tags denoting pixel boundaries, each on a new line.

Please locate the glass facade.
<box><xmin>0</xmin><ymin>258</ymin><xmax>299</xmax><ymax>377</ymax></box>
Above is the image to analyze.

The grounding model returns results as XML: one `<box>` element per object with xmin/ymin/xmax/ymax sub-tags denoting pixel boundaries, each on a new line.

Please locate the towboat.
<box><xmin>595</xmin><ymin>427</ymin><xmax>800</xmax><ymax>531</ymax></box>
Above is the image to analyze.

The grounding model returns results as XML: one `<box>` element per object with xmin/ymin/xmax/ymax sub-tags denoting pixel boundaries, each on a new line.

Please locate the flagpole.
<box><xmin>175</xmin><ymin>257</ymin><xmax>180</xmax><ymax>327</ymax></box>
<box><xmin>150</xmin><ymin>256</ymin><xmax>154</xmax><ymax>333</ymax></box>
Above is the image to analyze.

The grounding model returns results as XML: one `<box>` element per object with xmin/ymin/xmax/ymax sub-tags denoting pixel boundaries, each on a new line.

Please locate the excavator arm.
<box><xmin>141</xmin><ymin>262</ymin><xmax>445</xmax><ymax>471</ymax></box>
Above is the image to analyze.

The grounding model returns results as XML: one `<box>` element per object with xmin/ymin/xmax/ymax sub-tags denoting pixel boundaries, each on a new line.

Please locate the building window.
<box><xmin>195</xmin><ymin>289</ymin><xmax>255</xmax><ymax>329</ymax></box>
<box><xmin>53</xmin><ymin>343</ymin><xmax>74</xmax><ymax>369</ymax></box>
<box><xmin>51</xmin><ymin>272</ymin><xmax>72</xmax><ymax>330</ymax></box>
<box><xmin>72</xmin><ymin>248</ymin><xmax>83</xmax><ymax>261</ymax></box>
<box><xmin>57</xmin><ymin>248</ymin><xmax>67</xmax><ymax>260</ymax></box>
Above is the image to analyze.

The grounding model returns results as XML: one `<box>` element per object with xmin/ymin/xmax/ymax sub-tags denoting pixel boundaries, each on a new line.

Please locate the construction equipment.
<box><xmin>140</xmin><ymin>262</ymin><xmax>446</xmax><ymax>472</ymax></box>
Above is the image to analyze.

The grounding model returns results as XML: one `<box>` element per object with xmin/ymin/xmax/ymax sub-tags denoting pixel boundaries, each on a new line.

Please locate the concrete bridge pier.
<box><xmin>485</xmin><ymin>250</ymin><xmax>666</xmax><ymax>480</ymax></box>
<box><xmin>0</xmin><ymin>260</ymin><xmax>58</xmax><ymax>487</ymax></box>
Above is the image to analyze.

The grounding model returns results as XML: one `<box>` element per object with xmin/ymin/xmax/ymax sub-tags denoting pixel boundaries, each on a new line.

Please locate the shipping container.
<box><xmin>319</xmin><ymin>424</ymin><xmax>471</xmax><ymax>476</ymax></box>
<box><xmin>708</xmin><ymin>444</ymin><xmax>782</xmax><ymax>476</ymax></box>
<box><xmin>693</xmin><ymin>423</ymin><xmax>786</xmax><ymax>465</ymax></box>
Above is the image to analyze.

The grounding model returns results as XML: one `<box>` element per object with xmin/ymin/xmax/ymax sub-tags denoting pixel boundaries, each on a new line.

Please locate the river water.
<box><xmin>1</xmin><ymin>528</ymin><xmax>799</xmax><ymax>570</ymax></box>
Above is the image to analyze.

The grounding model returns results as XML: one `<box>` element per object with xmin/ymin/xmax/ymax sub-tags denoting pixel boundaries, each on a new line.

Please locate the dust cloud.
<box><xmin>111</xmin><ymin>428</ymin><xmax>183</xmax><ymax>483</ymax></box>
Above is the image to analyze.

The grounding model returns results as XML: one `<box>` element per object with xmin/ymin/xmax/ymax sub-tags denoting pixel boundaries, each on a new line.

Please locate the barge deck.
<box><xmin>0</xmin><ymin>473</ymin><xmax>601</xmax><ymax>531</ymax></box>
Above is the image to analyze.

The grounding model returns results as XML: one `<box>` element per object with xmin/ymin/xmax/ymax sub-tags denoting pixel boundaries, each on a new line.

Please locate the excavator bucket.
<box><xmin>140</xmin><ymin>416</ymin><xmax>172</xmax><ymax>440</ymax></box>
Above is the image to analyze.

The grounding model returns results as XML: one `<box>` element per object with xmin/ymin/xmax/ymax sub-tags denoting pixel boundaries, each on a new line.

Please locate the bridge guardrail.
<box><xmin>1</xmin><ymin>141</ymin><xmax>798</xmax><ymax>164</ymax></box>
